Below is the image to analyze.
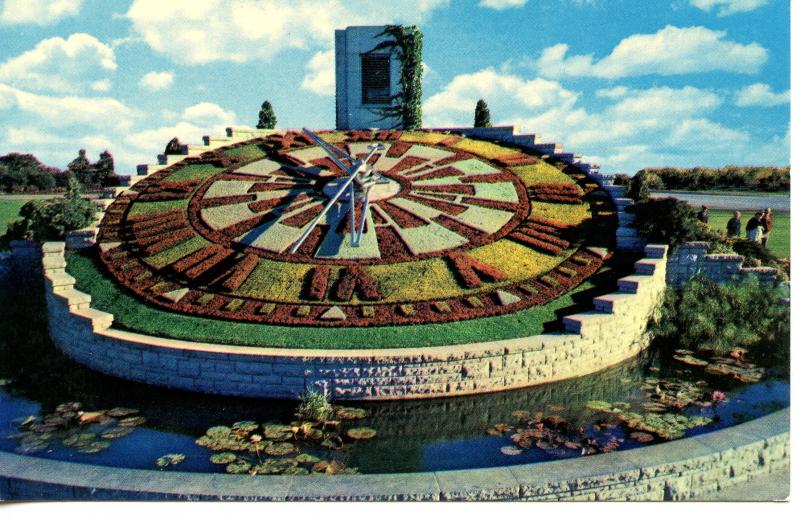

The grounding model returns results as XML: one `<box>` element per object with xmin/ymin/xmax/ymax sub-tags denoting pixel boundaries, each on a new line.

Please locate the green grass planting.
<box><xmin>708</xmin><ymin>209</ymin><xmax>789</xmax><ymax>259</ymax></box>
<box><xmin>0</xmin><ymin>198</ymin><xmax>30</xmax><ymax>236</ymax></box>
<box><xmin>66</xmin><ymin>250</ymin><xmax>623</xmax><ymax>349</ymax></box>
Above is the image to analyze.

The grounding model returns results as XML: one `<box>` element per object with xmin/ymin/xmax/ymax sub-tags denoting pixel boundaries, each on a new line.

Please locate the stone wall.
<box><xmin>37</xmin><ymin>242</ymin><xmax>669</xmax><ymax>401</ymax></box>
<box><xmin>0</xmin><ymin>407</ymin><xmax>789</xmax><ymax>501</ymax></box>
<box><xmin>667</xmin><ymin>241</ymin><xmax>779</xmax><ymax>288</ymax></box>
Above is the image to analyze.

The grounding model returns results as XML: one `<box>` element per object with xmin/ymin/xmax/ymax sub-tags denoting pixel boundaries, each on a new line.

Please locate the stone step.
<box><xmin>644</xmin><ymin>244</ymin><xmax>669</xmax><ymax>259</ymax></box>
<box><xmin>617</xmin><ymin>236</ymin><xmax>647</xmax><ymax>252</ymax></box>
<box><xmin>616</xmin><ymin>226</ymin><xmax>639</xmax><ymax>238</ymax></box>
<box><xmin>634</xmin><ymin>259</ymin><xmax>662</xmax><ymax>275</ymax></box>
<box><xmin>617</xmin><ymin>212</ymin><xmax>635</xmax><ymax>226</ymax></box>
<box><xmin>56</xmin><ymin>288</ymin><xmax>91</xmax><ymax>310</ymax></box>
<box><xmin>45</xmin><ymin>271</ymin><xmax>76</xmax><ymax>293</ymax></box>
<box><xmin>593</xmin><ymin>292</ymin><xmax>639</xmax><ymax>314</ymax></box>
<box><xmin>42</xmin><ymin>242</ymin><xmax>65</xmax><ymax>254</ymax></box>
<box><xmin>562</xmin><ymin>311</ymin><xmax>613</xmax><ymax>334</ymax></box>
<box><xmin>617</xmin><ymin>274</ymin><xmax>654</xmax><ymax>294</ymax></box>
<box><xmin>604</xmin><ymin>185</ymin><xmax>627</xmax><ymax>197</ymax></box>
<box><xmin>72</xmin><ymin>307</ymin><xmax>114</xmax><ymax>331</ymax></box>
<box><xmin>613</xmin><ymin>197</ymin><xmax>633</xmax><ymax>209</ymax></box>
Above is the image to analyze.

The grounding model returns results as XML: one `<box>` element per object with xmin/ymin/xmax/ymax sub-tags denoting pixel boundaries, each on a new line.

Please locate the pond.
<box><xmin>0</xmin><ymin>261</ymin><xmax>789</xmax><ymax>476</ymax></box>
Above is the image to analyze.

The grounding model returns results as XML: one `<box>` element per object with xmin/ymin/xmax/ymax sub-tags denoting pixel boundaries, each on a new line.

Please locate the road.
<box><xmin>650</xmin><ymin>191</ymin><xmax>790</xmax><ymax>212</ymax></box>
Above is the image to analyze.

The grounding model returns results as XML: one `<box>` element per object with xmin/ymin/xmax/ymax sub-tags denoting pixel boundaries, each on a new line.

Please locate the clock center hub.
<box><xmin>322</xmin><ymin>175</ymin><xmax>402</xmax><ymax>202</ymax></box>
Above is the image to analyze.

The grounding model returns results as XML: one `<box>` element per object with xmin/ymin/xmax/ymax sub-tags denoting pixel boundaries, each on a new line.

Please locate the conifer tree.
<box><xmin>256</xmin><ymin>100</ymin><xmax>277</xmax><ymax>129</ymax></box>
<box><xmin>474</xmin><ymin>99</ymin><xmax>491</xmax><ymax>128</ymax></box>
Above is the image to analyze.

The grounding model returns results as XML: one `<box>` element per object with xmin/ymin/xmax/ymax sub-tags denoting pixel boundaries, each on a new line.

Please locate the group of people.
<box><xmin>722</xmin><ymin>207</ymin><xmax>773</xmax><ymax>246</ymax></box>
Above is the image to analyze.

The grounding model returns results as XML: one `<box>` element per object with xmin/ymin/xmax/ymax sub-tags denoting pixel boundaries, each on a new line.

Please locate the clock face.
<box><xmin>97</xmin><ymin>130</ymin><xmax>614</xmax><ymax>327</ymax></box>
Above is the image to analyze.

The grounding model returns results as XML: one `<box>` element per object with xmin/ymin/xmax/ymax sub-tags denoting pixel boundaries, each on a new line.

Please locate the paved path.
<box><xmin>651</xmin><ymin>191</ymin><xmax>789</xmax><ymax>212</ymax></box>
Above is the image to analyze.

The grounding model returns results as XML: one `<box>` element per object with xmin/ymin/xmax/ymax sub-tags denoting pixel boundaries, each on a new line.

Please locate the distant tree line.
<box><xmin>0</xmin><ymin>149</ymin><xmax>122</xmax><ymax>194</ymax></box>
<box><xmin>631</xmin><ymin>166</ymin><xmax>789</xmax><ymax>193</ymax></box>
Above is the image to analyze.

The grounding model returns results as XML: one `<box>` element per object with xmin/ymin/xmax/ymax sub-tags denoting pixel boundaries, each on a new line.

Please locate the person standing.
<box><xmin>746</xmin><ymin>211</ymin><xmax>763</xmax><ymax>242</ymax></box>
<box><xmin>697</xmin><ymin>205</ymin><xmax>710</xmax><ymax>224</ymax></box>
<box><xmin>761</xmin><ymin>207</ymin><xmax>773</xmax><ymax>247</ymax></box>
<box><xmin>726</xmin><ymin>211</ymin><xmax>742</xmax><ymax>239</ymax></box>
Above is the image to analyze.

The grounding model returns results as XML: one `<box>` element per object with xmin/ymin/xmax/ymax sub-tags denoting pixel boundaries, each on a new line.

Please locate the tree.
<box><xmin>93</xmin><ymin>150</ymin><xmax>116</xmax><ymax>186</ymax></box>
<box><xmin>626</xmin><ymin>197</ymin><xmax>720</xmax><ymax>250</ymax></box>
<box><xmin>256</xmin><ymin>100</ymin><xmax>277</xmax><ymax>129</ymax></box>
<box><xmin>164</xmin><ymin>137</ymin><xmax>184</xmax><ymax>155</ymax></box>
<box><xmin>67</xmin><ymin>149</ymin><xmax>91</xmax><ymax>184</ymax></box>
<box><xmin>0</xmin><ymin>153</ymin><xmax>60</xmax><ymax>193</ymax></box>
<box><xmin>474</xmin><ymin>99</ymin><xmax>491</xmax><ymax>128</ymax></box>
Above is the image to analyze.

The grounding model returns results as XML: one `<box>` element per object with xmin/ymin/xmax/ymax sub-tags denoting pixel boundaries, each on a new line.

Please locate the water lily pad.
<box><xmin>78</xmin><ymin>411</ymin><xmax>109</xmax><ymax>425</ymax></box>
<box><xmin>118</xmin><ymin>416</ymin><xmax>146</xmax><ymax>427</ymax></box>
<box><xmin>264</xmin><ymin>442</ymin><xmax>297</xmax><ymax>456</ymax></box>
<box><xmin>232</xmin><ymin>420</ymin><xmax>259</xmax><ymax>433</ymax></box>
<box><xmin>63</xmin><ymin>432</ymin><xmax>96</xmax><ymax>447</ymax></box>
<box><xmin>486</xmin><ymin>427</ymin><xmax>504</xmax><ymax>436</ymax></box>
<box><xmin>283</xmin><ymin>466</ymin><xmax>310</xmax><ymax>475</ymax></box>
<box><xmin>107</xmin><ymin>407</ymin><xmax>140</xmax><ymax>418</ymax></box>
<box><xmin>100</xmin><ymin>426</ymin><xmax>135</xmax><ymax>440</ymax></box>
<box><xmin>335</xmin><ymin>407</ymin><xmax>367</xmax><ymax>420</ymax></box>
<box><xmin>500</xmin><ymin>445</ymin><xmax>523</xmax><ymax>456</ymax></box>
<box><xmin>262</xmin><ymin>423</ymin><xmax>293</xmax><ymax>440</ymax></box>
<box><xmin>77</xmin><ymin>441</ymin><xmax>111</xmax><ymax>454</ymax></box>
<box><xmin>16</xmin><ymin>440</ymin><xmax>48</xmax><ymax>453</ymax></box>
<box><xmin>225</xmin><ymin>460</ymin><xmax>252</xmax><ymax>474</ymax></box>
<box><xmin>206</xmin><ymin>425</ymin><xmax>233</xmax><ymax>437</ymax></box>
<box><xmin>155</xmin><ymin>453</ymin><xmax>185</xmax><ymax>468</ymax></box>
<box><xmin>0</xmin><ymin>378</ymin><xmax>12</xmax><ymax>386</ymax></box>
<box><xmin>210</xmin><ymin>452</ymin><xmax>238</xmax><ymax>464</ymax></box>
<box><xmin>324</xmin><ymin>460</ymin><xmax>347</xmax><ymax>475</ymax></box>
<box><xmin>55</xmin><ymin>402</ymin><xmax>82</xmax><ymax>413</ymax></box>
<box><xmin>312</xmin><ymin>460</ymin><xmax>330</xmax><ymax>472</ymax></box>
<box><xmin>346</xmin><ymin>427</ymin><xmax>377</xmax><ymax>440</ymax></box>
<box><xmin>296</xmin><ymin>453</ymin><xmax>321</xmax><ymax>464</ymax></box>
<box><xmin>673</xmin><ymin>354</ymin><xmax>709</xmax><ymax>367</ymax></box>
<box><xmin>629</xmin><ymin>432</ymin><xmax>655</xmax><ymax>443</ymax></box>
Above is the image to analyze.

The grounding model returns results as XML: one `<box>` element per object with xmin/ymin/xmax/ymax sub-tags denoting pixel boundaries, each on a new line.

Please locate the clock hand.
<box><xmin>302</xmin><ymin>128</ymin><xmax>358</xmax><ymax>174</ymax></box>
<box><xmin>288</xmin><ymin>165</ymin><xmax>362</xmax><ymax>254</ymax></box>
<box><xmin>354</xmin><ymin>184</ymin><xmax>373</xmax><ymax>247</ymax></box>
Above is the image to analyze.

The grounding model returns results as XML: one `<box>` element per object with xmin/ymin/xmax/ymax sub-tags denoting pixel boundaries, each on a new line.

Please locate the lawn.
<box><xmin>708</xmin><ymin>209</ymin><xmax>790</xmax><ymax>259</ymax></box>
<box><xmin>0</xmin><ymin>198</ymin><xmax>32</xmax><ymax>236</ymax></box>
<box><xmin>66</xmin><ymin>250</ymin><xmax>625</xmax><ymax>349</ymax></box>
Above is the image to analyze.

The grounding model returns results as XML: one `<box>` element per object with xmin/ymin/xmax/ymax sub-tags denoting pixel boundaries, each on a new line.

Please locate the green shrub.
<box><xmin>627</xmin><ymin>197</ymin><xmax>721</xmax><ymax>249</ymax></box>
<box><xmin>1</xmin><ymin>177</ymin><xmax>96</xmax><ymax>244</ymax></box>
<box><xmin>296</xmin><ymin>390</ymin><xmax>333</xmax><ymax>422</ymax></box>
<box><xmin>653</xmin><ymin>275</ymin><xmax>789</xmax><ymax>370</ymax></box>
<box><xmin>626</xmin><ymin>171</ymin><xmax>664</xmax><ymax>201</ymax></box>
<box><xmin>634</xmin><ymin>166</ymin><xmax>789</xmax><ymax>192</ymax></box>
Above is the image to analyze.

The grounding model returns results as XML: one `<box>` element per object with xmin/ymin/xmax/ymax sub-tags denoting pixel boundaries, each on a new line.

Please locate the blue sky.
<box><xmin>0</xmin><ymin>0</ymin><xmax>790</xmax><ymax>174</ymax></box>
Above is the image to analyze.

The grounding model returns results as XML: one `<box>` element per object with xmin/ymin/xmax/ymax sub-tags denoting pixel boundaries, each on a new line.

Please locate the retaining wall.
<box><xmin>0</xmin><ymin>407</ymin><xmax>789</xmax><ymax>501</ymax></box>
<box><xmin>667</xmin><ymin>241</ymin><xmax>779</xmax><ymax>287</ymax></box>
<box><xmin>36</xmin><ymin>242</ymin><xmax>668</xmax><ymax>400</ymax></box>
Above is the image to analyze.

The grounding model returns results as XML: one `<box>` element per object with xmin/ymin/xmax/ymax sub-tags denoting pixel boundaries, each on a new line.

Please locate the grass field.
<box><xmin>67</xmin><ymin>251</ymin><xmax>627</xmax><ymax>349</ymax></box>
<box><xmin>708</xmin><ymin>209</ymin><xmax>790</xmax><ymax>259</ymax></box>
<box><xmin>0</xmin><ymin>198</ymin><xmax>31</xmax><ymax>236</ymax></box>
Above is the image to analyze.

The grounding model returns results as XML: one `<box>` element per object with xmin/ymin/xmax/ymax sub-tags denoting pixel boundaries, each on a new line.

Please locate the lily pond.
<box><xmin>0</xmin><ymin>263</ymin><xmax>789</xmax><ymax>476</ymax></box>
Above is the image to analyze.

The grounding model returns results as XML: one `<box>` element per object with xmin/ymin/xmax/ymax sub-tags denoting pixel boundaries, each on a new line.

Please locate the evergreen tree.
<box><xmin>67</xmin><ymin>149</ymin><xmax>91</xmax><ymax>184</ymax></box>
<box><xmin>474</xmin><ymin>99</ymin><xmax>491</xmax><ymax>128</ymax></box>
<box><xmin>93</xmin><ymin>150</ymin><xmax>116</xmax><ymax>186</ymax></box>
<box><xmin>256</xmin><ymin>100</ymin><xmax>277</xmax><ymax>129</ymax></box>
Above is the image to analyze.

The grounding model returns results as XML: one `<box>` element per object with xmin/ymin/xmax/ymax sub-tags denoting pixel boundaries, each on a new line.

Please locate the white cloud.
<box><xmin>690</xmin><ymin>0</ymin><xmax>768</xmax><ymax>16</ymax></box>
<box><xmin>537</xmin><ymin>25</ymin><xmax>767</xmax><ymax>78</ymax></box>
<box><xmin>91</xmin><ymin>79</ymin><xmax>112</xmax><ymax>92</ymax></box>
<box><xmin>478</xmin><ymin>0</ymin><xmax>528</xmax><ymax>10</ymax></box>
<box><xmin>734</xmin><ymin>83</ymin><xmax>790</xmax><ymax>107</ymax></box>
<box><xmin>0</xmin><ymin>83</ymin><xmax>137</xmax><ymax>130</ymax></box>
<box><xmin>139</xmin><ymin>71</ymin><xmax>174</xmax><ymax>91</ymax></box>
<box><xmin>181</xmin><ymin>102</ymin><xmax>237</xmax><ymax>127</ymax></box>
<box><xmin>125</xmin><ymin>0</ymin><xmax>449</xmax><ymax>64</ymax></box>
<box><xmin>0</xmin><ymin>0</ymin><xmax>82</xmax><ymax>25</ymax></box>
<box><xmin>5</xmin><ymin>127</ymin><xmax>67</xmax><ymax>146</ymax></box>
<box><xmin>301</xmin><ymin>50</ymin><xmax>335</xmax><ymax>95</ymax></box>
<box><xmin>422</xmin><ymin>69</ymin><xmax>768</xmax><ymax>172</ymax></box>
<box><xmin>0</xmin><ymin>33</ymin><xmax>117</xmax><ymax>93</ymax></box>
<box><xmin>423</xmin><ymin>68</ymin><xmax>578</xmax><ymax>127</ymax></box>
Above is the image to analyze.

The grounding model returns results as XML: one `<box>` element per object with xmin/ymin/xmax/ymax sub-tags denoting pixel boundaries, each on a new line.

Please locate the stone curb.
<box><xmin>0</xmin><ymin>408</ymin><xmax>788</xmax><ymax>501</ymax></box>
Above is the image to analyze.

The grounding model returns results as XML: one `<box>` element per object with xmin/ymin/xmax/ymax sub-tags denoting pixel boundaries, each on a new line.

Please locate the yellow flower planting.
<box><xmin>511</xmin><ymin>163</ymin><xmax>573</xmax><ymax>186</ymax></box>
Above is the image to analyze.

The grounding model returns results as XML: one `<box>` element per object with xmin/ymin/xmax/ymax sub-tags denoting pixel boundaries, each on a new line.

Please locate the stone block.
<box><xmin>56</xmin><ymin>288</ymin><xmax>91</xmax><ymax>310</ymax></box>
<box><xmin>71</xmin><ymin>307</ymin><xmax>114</xmax><ymax>331</ymax></box>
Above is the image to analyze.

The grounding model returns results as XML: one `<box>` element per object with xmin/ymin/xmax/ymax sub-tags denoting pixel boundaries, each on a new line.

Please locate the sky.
<box><xmin>0</xmin><ymin>0</ymin><xmax>790</xmax><ymax>174</ymax></box>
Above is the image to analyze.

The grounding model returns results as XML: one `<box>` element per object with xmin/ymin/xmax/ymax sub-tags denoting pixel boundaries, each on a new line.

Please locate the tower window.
<box><xmin>361</xmin><ymin>54</ymin><xmax>391</xmax><ymax>105</ymax></box>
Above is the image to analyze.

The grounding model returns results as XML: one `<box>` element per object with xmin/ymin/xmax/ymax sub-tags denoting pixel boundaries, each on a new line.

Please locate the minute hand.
<box><xmin>302</xmin><ymin>128</ymin><xmax>356</xmax><ymax>174</ymax></box>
